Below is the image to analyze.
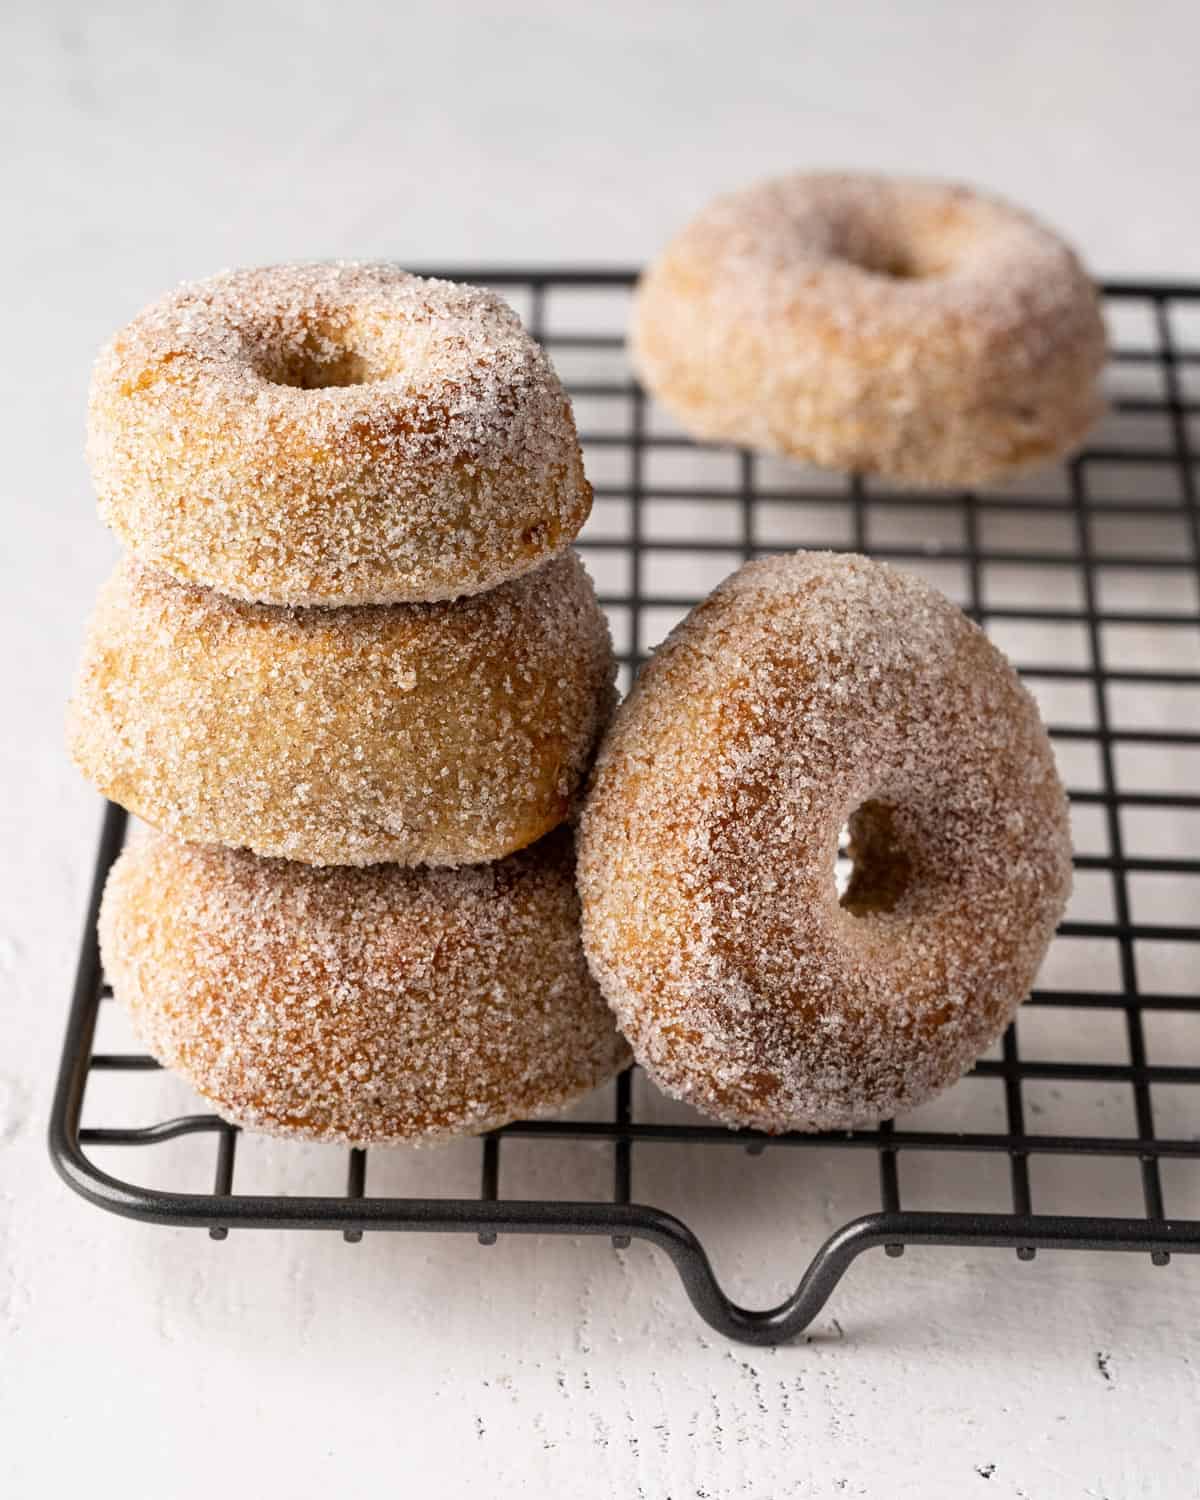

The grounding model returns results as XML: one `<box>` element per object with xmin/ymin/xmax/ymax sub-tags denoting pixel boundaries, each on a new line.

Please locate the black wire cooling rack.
<box><xmin>50</xmin><ymin>270</ymin><xmax>1200</xmax><ymax>1344</ymax></box>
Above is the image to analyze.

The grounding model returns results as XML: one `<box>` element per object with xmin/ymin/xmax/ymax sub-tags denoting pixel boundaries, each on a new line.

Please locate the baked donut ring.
<box><xmin>88</xmin><ymin>263</ymin><xmax>591</xmax><ymax>604</ymax></box>
<box><xmin>100</xmin><ymin>828</ymin><xmax>630</xmax><ymax>1145</ymax></box>
<box><xmin>633</xmin><ymin>172</ymin><xmax>1106</xmax><ymax>487</ymax></box>
<box><xmin>68</xmin><ymin>552</ymin><xmax>615</xmax><ymax>867</ymax></box>
<box><xmin>578</xmin><ymin>552</ymin><xmax>1072</xmax><ymax>1133</ymax></box>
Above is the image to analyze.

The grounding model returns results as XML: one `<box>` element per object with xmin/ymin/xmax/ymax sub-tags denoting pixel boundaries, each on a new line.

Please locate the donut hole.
<box><xmin>838</xmin><ymin>236</ymin><xmax>949</xmax><ymax>282</ymax></box>
<box><xmin>257</xmin><ymin>340</ymin><xmax>389</xmax><ymax>390</ymax></box>
<box><xmin>272</xmin><ymin>353</ymin><xmax>377</xmax><ymax>389</ymax></box>
<box><xmin>834</xmin><ymin>824</ymin><xmax>855</xmax><ymax>899</ymax></box>
<box><xmin>838</xmin><ymin>799</ymin><xmax>913</xmax><ymax>916</ymax></box>
<box><xmin>842</xmin><ymin>240</ymin><xmax>924</xmax><ymax>281</ymax></box>
<box><xmin>253</xmin><ymin>316</ymin><xmax>424</xmax><ymax>390</ymax></box>
<box><xmin>832</xmin><ymin>205</ymin><xmax>967</xmax><ymax>281</ymax></box>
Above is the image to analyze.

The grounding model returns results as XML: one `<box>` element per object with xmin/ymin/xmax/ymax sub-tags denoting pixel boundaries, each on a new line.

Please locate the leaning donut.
<box><xmin>632</xmin><ymin>172</ymin><xmax>1106</xmax><ymax>487</ymax></box>
<box><xmin>577</xmin><ymin>551</ymin><xmax>1072</xmax><ymax>1133</ymax></box>
<box><xmin>88</xmin><ymin>262</ymin><xmax>591</xmax><ymax>604</ymax></box>
<box><xmin>100</xmin><ymin>828</ymin><xmax>630</xmax><ymax>1145</ymax></box>
<box><xmin>68</xmin><ymin>552</ymin><xmax>615</xmax><ymax>867</ymax></box>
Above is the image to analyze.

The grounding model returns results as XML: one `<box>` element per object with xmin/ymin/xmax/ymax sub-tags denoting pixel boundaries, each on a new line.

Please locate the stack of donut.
<box><xmin>70</xmin><ymin>263</ymin><xmax>630</xmax><ymax>1145</ymax></box>
<box><xmin>71</xmin><ymin>174</ymin><xmax>1086</xmax><ymax>1152</ymax></box>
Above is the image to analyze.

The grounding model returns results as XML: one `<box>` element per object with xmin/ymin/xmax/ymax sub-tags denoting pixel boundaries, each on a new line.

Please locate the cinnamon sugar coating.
<box><xmin>577</xmin><ymin>552</ymin><xmax>1072</xmax><ymax>1133</ymax></box>
<box><xmin>633</xmin><ymin>173</ymin><xmax>1106</xmax><ymax>487</ymax></box>
<box><xmin>100</xmin><ymin>828</ymin><xmax>630</xmax><ymax>1145</ymax></box>
<box><xmin>68</xmin><ymin>552</ymin><xmax>615</xmax><ymax>867</ymax></box>
<box><xmin>88</xmin><ymin>263</ymin><xmax>591</xmax><ymax>604</ymax></box>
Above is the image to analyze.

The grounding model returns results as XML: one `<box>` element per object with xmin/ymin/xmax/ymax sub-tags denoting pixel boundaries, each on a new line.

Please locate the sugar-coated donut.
<box><xmin>577</xmin><ymin>552</ymin><xmax>1072</xmax><ymax>1133</ymax></box>
<box><xmin>88</xmin><ymin>263</ymin><xmax>591</xmax><ymax>605</ymax></box>
<box><xmin>633</xmin><ymin>173</ymin><xmax>1106</xmax><ymax>487</ymax></box>
<box><xmin>69</xmin><ymin>552</ymin><xmax>615</xmax><ymax>867</ymax></box>
<box><xmin>100</xmin><ymin>828</ymin><xmax>630</xmax><ymax>1145</ymax></box>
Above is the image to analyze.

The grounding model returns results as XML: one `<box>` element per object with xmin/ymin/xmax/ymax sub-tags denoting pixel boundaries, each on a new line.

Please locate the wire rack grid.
<box><xmin>50</xmin><ymin>270</ymin><xmax>1200</xmax><ymax>1345</ymax></box>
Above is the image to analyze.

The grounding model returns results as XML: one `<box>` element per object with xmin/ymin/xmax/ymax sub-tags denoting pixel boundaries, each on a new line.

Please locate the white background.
<box><xmin>3</xmin><ymin>2</ymin><xmax>1198</xmax><ymax>1495</ymax></box>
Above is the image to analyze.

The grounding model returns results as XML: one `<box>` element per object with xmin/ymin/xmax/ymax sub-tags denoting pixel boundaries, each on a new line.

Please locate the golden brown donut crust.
<box><xmin>100</xmin><ymin>828</ymin><xmax>631</xmax><ymax>1145</ymax></box>
<box><xmin>88</xmin><ymin>263</ymin><xmax>591</xmax><ymax>605</ymax></box>
<box><xmin>68</xmin><ymin>552</ymin><xmax>615</xmax><ymax>867</ymax></box>
<box><xmin>632</xmin><ymin>173</ymin><xmax>1106</xmax><ymax>487</ymax></box>
<box><xmin>577</xmin><ymin>552</ymin><xmax>1073</xmax><ymax>1133</ymax></box>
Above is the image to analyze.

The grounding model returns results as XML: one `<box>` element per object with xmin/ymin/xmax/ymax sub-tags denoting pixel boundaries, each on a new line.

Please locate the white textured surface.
<box><xmin>3</xmin><ymin>2</ymin><xmax>1199</xmax><ymax>1495</ymax></box>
